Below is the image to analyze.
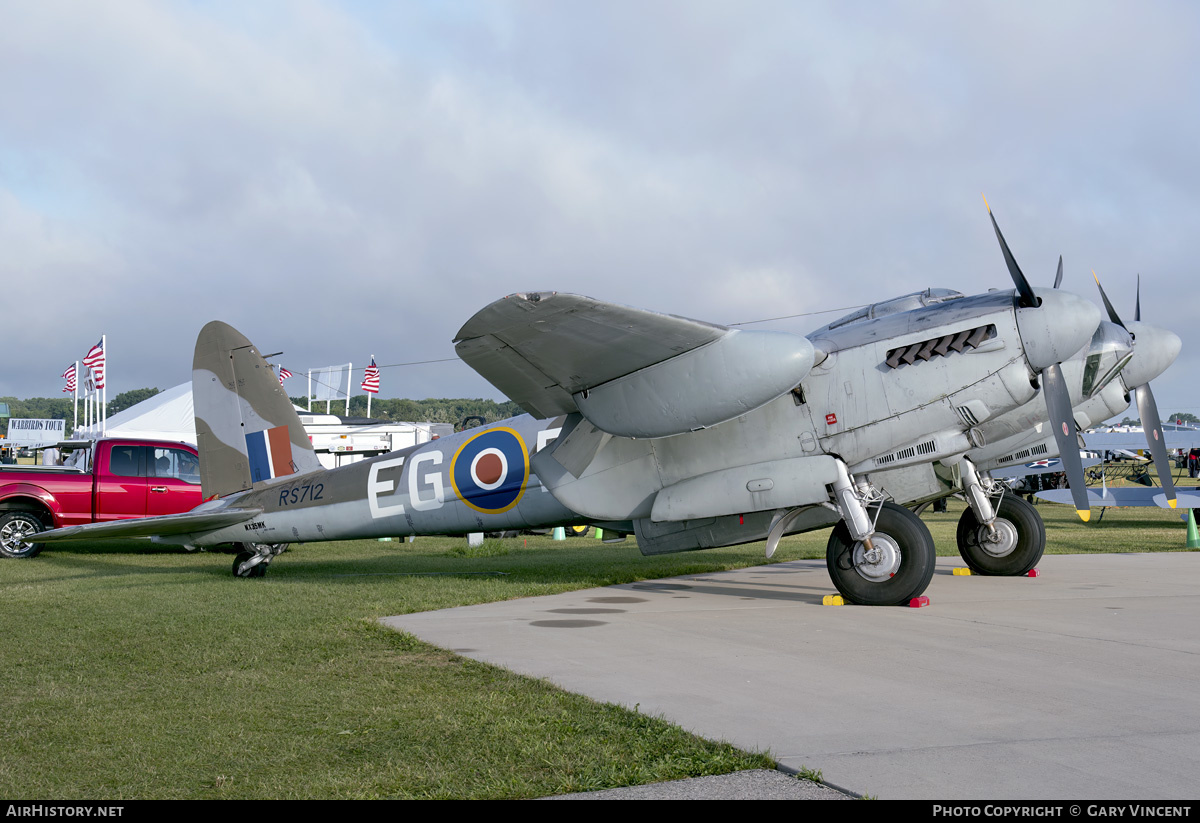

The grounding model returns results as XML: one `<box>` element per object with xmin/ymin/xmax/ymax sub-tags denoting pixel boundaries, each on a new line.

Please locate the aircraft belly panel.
<box><xmin>650</xmin><ymin>455</ymin><xmax>839</xmax><ymax>521</ymax></box>
<box><xmin>868</xmin><ymin>464</ymin><xmax>950</xmax><ymax>505</ymax></box>
<box><xmin>649</xmin><ymin>395</ymin><xmax>815</xmax><ymax>486</ymax></box>
<box><xmin>633</xmin><ymin>505</ymin><xmax>841</xmax><ymax>555</ymax></box>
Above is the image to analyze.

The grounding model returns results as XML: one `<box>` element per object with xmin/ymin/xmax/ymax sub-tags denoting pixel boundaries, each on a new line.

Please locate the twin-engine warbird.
<box><xmin>31</xmin><ymin>211</ymin><xmax>1106</xmax><ymax>606</ymax></box>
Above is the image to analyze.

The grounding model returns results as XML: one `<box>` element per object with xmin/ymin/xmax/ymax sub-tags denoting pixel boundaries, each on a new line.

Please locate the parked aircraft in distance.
<box><xmin>28</xmin><ymin>207</ymin><xmax>1149</xmax><ymax>606</ymax></box>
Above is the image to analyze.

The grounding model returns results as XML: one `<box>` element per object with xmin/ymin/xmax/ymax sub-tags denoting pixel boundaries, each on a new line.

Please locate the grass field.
<box><xmin>1</xmin><ymin>498</ymin><xmax>1195</xmax><ymax>799</ymax></box>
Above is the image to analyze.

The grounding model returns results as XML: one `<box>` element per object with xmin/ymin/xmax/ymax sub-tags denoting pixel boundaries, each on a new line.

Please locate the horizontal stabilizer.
<box><xmin>35</xmin><ymin>507</ymin><xmax>263</xmax><ymax>543</ymax></box>
<box><xmin>1035</xmin><ymin>488</ymin><xmax>1200</xmax><ymax>509</ymax></box>
<box><xmin>456</xmin><ymin>293</ymin><xmax>815</xmax><ymax>437</ymax></box>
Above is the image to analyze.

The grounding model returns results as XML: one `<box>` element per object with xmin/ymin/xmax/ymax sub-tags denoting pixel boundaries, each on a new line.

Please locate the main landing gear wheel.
<box><xmin>956</xmin><ymin>493</ymin><xmax>1045</xmax><ymax>576</ymax></box>
<box><xmin>567</xmin><ymin>525</ymin><xmax>591</xmax><ymax>537</ymax></box>
<box><xmin>0</xmin><ymin>512</ymin><xmax>45</xmax><ymax>559</ymax></box>
<box><xmin>826</xmin><ymin>501</ymin><xmax>936</xmax><ymax>606</ymax></box>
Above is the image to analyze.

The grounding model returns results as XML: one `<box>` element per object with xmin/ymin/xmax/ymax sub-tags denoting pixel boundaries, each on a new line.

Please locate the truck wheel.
<box><xmin>0</xmin><ymin>512</ymin><xmax>46</xmax><ymax>559</ymax></box>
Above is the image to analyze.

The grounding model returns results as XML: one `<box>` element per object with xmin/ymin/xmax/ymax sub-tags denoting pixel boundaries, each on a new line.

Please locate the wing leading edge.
<box><xmin>1035</xmin><ymin>488</ymin><xmax>1200</xmax><ymax>509</ymax></box>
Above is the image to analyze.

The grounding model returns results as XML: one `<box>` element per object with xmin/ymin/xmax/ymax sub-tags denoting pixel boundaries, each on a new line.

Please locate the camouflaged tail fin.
<box><xmin>192</xmin><ymin>321</ymin><xmax>323</xmax><ymax>500</ymax></box>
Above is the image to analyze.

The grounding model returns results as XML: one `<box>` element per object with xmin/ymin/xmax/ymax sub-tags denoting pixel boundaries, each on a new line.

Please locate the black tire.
<box><xmin>567</xmin><ymin>525</ymin><xmax>591</xmax><ymax>537</ymax></box>
<box><xmin>956</xmin><ymin>493</ymin><xmax>1045</xmax><ymax>576</ymax></box>
<box><xmin>826</xmin><ymin>502</ymin><xmax>936</xmax><ymax>606</ymax></box>
<box><xmin>0</xmin><ymin>511</ymin><xmax>45</xmax><ymax>559</ymax></box>
<box><xmin>232</xmin><ymin>550</ymin><xmax>268</xmax><ymax>578</ymax></box>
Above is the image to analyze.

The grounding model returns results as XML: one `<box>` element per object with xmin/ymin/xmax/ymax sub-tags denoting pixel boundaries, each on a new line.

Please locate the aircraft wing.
<box><xmin>1082</xmin><ymin>430</ymin><xmax>1200</xmax><ymax>450</ymax></box>
<box><xmin>455</xmin><ymin>292</ymin><xmax>817</xmax><ymax>438</ymax></box>
<box><xmin>1034</xmin><ymin>488</ymin><xmax>1200</xmax><ymax>508</ymax></box>
<box><xmin>35</xmin><ymin>507</ymin><xmax>263</xmax><ymax>542</ymax></box>
<box><xmin>999</xmin><ymin>456</ymin><xmax>1101</xmax><ymax>477</ymax></box>
<box><xmin>454</xmin><ymin>292</ymin><xmax>728</xmax><ymax>418</ymax></box>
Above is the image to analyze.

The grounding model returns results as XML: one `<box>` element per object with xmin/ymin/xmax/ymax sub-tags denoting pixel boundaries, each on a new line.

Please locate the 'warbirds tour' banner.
<box><xmin>6</xmin><ymin>418</ymin><xmax>67</xmax><ymax>445</ymax></box>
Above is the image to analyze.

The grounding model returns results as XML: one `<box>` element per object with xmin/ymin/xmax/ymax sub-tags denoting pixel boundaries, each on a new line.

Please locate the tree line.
<box><xmin>291</xmin><ymin>395</ymin><xmax>524</xmax><ymax>425</ymax></box>
<box><xmin>1</xmin><ymin>388</ymin><xmax>524</xmax><ymax>438</ymax></box>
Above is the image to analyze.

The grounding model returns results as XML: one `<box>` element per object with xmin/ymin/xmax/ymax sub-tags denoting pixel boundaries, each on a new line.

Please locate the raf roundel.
<box><xmin>450</xmin><ymin>427</ymin><xmax>530</xmax><ymax>514</ymax></box>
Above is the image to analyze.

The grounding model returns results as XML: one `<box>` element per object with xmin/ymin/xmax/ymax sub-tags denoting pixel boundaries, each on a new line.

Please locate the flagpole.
<box><xmin>366</xmin><ymin>355</ymin><xmax>372</xmax><ymax>419</ymax></box>
<box><xmin>346</xmin><ymin>362</ymin><xmax>352</xmax><ymax>417</ymax></box>
<box><xmin>101</xmin><ymin>334</ymin><xmax>107</xmax><ymax>436</ymax></box>
<box><xmin>307</xmin><ymin>371</ymin><xmax>312</xmax><ymax>412</ymax></box>
<box><xmin>73</xmin><ymin>361</ymin><xmax>78</xmax><ymax>432</ymax></box>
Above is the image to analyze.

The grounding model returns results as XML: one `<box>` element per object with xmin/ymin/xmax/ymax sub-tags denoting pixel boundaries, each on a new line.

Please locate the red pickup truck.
<box><xmin>0</xmin><ymin>438</ymin><xmax>203</xmax><ymax>558</ymax></box>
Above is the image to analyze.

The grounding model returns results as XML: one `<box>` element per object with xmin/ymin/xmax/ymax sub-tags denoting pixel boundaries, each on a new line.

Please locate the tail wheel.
<box><xmin>826</xmin><ymin>502</ymin><xmax>936</xmax><ymax>606</ymax></box>
<box><xmin>0</xmin><ymin>512</ymin><xmax>46</xmax><ymax>559</ymax></box>
<box><xmin>567</xmin><ymin>525</ymin><xmax>591</xmax><ymax>537</ymax></box>
<box><xmin>956</xmin><ymin>493</ymin><xmax>1045</xmax><ymax>576</ymax></box>
<box><xmin>232</xmin><ymin>550</ymin><xmax>269</xmax><ymax>578</ymax></box>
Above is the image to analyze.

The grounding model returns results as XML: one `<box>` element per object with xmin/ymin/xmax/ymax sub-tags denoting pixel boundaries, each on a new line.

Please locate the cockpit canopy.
<box><xmin>821</xmin><ymin>288</ymin><xmax>966</xmax><ymax>331</ymax></box>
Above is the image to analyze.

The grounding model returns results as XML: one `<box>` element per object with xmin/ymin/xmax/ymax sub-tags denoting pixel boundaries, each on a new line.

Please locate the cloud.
<box><xmin>0</xmin><ymin>0</ymin><xmax>1196</xmax><ymax>416</ymax></box>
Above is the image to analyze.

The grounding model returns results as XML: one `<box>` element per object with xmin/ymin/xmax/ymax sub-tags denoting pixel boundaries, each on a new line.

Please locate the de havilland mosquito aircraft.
<box><xmin>24</xmin><ymin>208</ymin><xmax>1116</xmax><ymax>606</ymax></box>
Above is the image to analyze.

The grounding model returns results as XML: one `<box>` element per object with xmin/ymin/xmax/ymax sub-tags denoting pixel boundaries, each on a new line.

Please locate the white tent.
<box><xmin>74</xmin><ymin>383</ymin><xmax>196</xmax><ymax>445</ymax></box>
<box><xmin>73</xmin><ymin>383</ymin><xmax>443</xmax><ymax>464</ymax></box>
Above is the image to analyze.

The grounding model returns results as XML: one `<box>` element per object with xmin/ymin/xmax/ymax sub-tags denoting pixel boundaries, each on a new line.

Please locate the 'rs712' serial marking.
<box><xmin>279</xmin><ymin>483</ymin><xmax>324</xmax><ymax>506</ymax></box>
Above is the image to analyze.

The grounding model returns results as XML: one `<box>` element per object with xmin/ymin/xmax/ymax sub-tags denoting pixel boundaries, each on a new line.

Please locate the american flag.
<box><xmin>278</xmin><ymin>366</ymin><xmax>293</xmax><ymax>385</ymax></box>
<box><xmin>361</xmin><ymin>359</ymin><xmax>380</xmax><ymax>394</ymax></box>
<box><xmin>82</xmin><ymin>339</ymin><xmax>105</xmax><ymax>390</ymax></box>
<box><xmin>62</xmin><ymin>364</ymin><xmax>76</xmax><ymax>393</ymax></box>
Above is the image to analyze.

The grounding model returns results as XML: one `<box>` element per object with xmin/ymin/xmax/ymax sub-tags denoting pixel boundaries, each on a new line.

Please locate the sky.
<box><xmin>2</xmin><ymin>0</ymin><xmax>1197</xmax><ymax>421</ymax></box>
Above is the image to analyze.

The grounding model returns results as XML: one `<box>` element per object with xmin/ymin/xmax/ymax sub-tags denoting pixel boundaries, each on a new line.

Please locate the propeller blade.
<box><xmin>1093</xmin><ymin>270</ymin><xmax>1126</xmax><ymax>329</ymax></box>
<box><xmin>983</xmin><ymin>195</ymin><xmax>1039</xmax><ymax>308</ymax></box>
<box><xmin>1134</xmin><ymin>383</ymin><xmax>1177</xmax><ymax>508</ymax></box>
<box><xmin>1135</xmin><ymin>274</ymin><xmax>1141</xmax><ymax>322</ymax></box>
<box><xmin>1042</xmin><ymin>362</ymin><xmax>1092</xmax><ymax>521</ymax></box>
<box><xmin>1054</xmin><ymin>255</ymin><xmax>1064</xmax><ymax>289</ymax></box>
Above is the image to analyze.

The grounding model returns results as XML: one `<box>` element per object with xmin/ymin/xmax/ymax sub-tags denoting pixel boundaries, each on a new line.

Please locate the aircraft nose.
<box><xmin>1121</xmin><ymin>321</ymin><xmax>1183</xmax><ymax>388</ymax></box>
<box><xmin>1015</xmin><ymin>288</ymin><xmax>1103</xmax><ymax>372</ymax></box>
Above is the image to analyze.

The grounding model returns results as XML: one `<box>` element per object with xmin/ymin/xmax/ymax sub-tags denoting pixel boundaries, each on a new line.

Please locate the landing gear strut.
<box><xmin>956</xmin><ymin>493</ymin><xmax>1045</xmax><ymax>576</ymax></box>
